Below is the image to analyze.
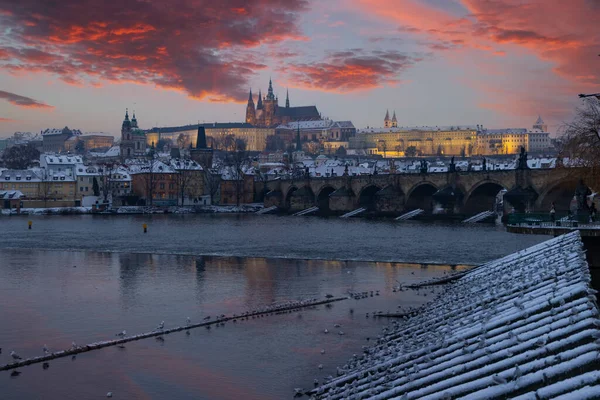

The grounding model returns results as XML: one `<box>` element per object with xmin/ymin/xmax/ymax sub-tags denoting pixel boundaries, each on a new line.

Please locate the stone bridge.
<box><xmin>260</xmin><ymin>168</ymin><xmax>588</xmax><ymax>215</ymax></box>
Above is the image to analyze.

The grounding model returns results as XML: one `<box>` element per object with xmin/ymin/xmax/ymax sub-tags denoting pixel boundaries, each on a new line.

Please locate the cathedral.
<box><xmin>245</xmin><ymin>79</ymin><xmax>321</xmax><ymax>127</ymax></box>
<box><xmin>120</xmin><ymin>109</ymin><xmax>147</xmax><ymax>158</ymax></box>
<box><xmin>384</xmin><ymin>110</ymin><xmax>398</xmax><ymax>128</ymax></box>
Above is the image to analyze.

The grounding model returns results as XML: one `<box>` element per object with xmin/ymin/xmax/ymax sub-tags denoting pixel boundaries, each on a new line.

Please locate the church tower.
<box><xmin>285</xmin><ymin>89</ymin><xmax>290</xmax><ymax>108</ymax></box>
<box><xmin>384</xmin><ymin>110</ymin><xmax>391</xmax><ymax>128</ymax></box>
<box><xmin>533</xmin><ymin>116</ymin><xmax>547</xmax><ymax>132</ymax></box>
<box><xmin>391</xmin><ymin>111</ymin><xmax>398</xmax><ymax>128</ymax></box>
<box><xmin>245</xmin><ymin>89</ymin><xmax>256</xmax><ymax>125</ymax></box>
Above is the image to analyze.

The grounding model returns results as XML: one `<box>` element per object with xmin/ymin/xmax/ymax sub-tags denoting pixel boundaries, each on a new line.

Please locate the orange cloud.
<box><xmin>0</xmin><ymin>0</ymin><xmax>310</xmax><ymax>102</ymax></box>
<box><xmin>0</xmin><ymin>90</ymin><xmax>54</xmax><ymax>108</ymax></box>
<box><xmin>285</xmin><ymin>49</ymin><xmax>420</xmax><ymax>92</ymax></box>
<box><xmin>0</xmin><ymin>117</ymin><xmax>16</xmax><ymax>122</ymax></box>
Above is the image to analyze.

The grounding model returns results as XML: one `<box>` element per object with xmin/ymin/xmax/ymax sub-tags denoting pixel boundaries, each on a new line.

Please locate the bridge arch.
<box><xmin>317</xmin><ymin>186</ymin><xmax>336</xmax><ymax>212</ymax></box>
<box><xmin>284</xmin><ymin>186</ymin><xmax>298</xmax><ymax>209</ymax></box>
<box><xmin>358</xmin><ymin>184</ymin><xmax>382</xmax><ymax>209</ymax></box>
<box><xmin>537</xmin><ymin>179</ymin><xmax>580</xmax><ymax>212</ymax></box>
<box><xmin>463</xmin><ymin>180</ymin><xmax>506</xmax><ymax>214</ymax></box>
<box><xmin>405</xmin><ymin>182</ymin><xmax>438</xmax><ymax>213</ymax></box>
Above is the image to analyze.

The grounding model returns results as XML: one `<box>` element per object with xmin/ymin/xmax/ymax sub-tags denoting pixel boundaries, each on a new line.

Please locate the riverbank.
<box><xmin>0</xmin><ymin>203</ymin><xmax>264</xmax><ymax>216</ymax></box>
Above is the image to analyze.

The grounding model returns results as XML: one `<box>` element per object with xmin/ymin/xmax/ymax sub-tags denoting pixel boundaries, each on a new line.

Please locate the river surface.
<box><xmin>0</xmin><ymin>215</ymin><xmax>549</xmax><ymax>399</ymax></box>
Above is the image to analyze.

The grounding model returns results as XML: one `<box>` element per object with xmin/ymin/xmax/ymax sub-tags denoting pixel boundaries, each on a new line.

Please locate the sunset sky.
<box><xmin>0</xmin><ymin>0</ymin><xmax>598</xmax><ymax>137</ymax></box>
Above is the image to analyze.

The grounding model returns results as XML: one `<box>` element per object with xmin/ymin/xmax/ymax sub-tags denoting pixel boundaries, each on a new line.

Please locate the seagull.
<box><xmin>11</xmin><ymin>351</ymin><xmax>22</xmax><ymax>360</ymax></box>
<box><xmin>43</xmin><ymin>345</ymin><xmax>49</xmax><ymax>355</ymax></box>
<box><xmin>71</xmin><ymin>341</ymin><xmax>77</xmax><ymax>350</ymax></box>
<box><xmin>186</xmin><ymin>317</ymin><xmax>191</xmax><ymax>326</ymax></box>
<box><xmin>313</xmin><ymin>379</ymin><xmax>319</xmax><ymax>386</ymax></box>
<box><xmin>10</xmin><ymin>370</ymin><xmax>21</xmax><ymax>377</ymax></box>
<box><xmin>320</xmin><ymin>349</ymin><xmax>325</xmax><ymax>354</ymax></box>
<box><xmin>325</xmin><ymin>294</ymin><xmax>334</xmax><ymax>299</ymax></box>
<box><xmin>107</xmin><ymin>392</ymin><xmax>113</xmax><ymax>398</ymax></box>
<box><xmin>338</xmin><ymin>331</ymin><xmax>345</xmax><ymax>336</ymax></box>
<box><xmin>157</xmin><ymin>321</ymin><xmax>165</xmax><ymax>330</ymax></box>
<box><xmin>42</xmin><ymin>362</ymin><xmax>50</xmax><ymax>370</ymax></box>
<box><xmin>293</xmin><ymin>388</ymin><xmax>304</xmax><ymax>397</ymax></box>
<box><xmin>318</xmin><ymin>364</ymin><xmax>323</xmax><ymax>370</ymax></box>
<box><xmin>185</xmin><ymin>330</ymin><xmax>190</xmax><ymax>336</ymax></box>
<box><xmin>156</xmin><ymin>336</ymin><xmax>165</xmax><ymax>342</ymax></box>
<box><xmin>116</xmin><ymin>330</ymin><xmax>126</xmax><ymax>338</ymax></box>
<box><xmin>324</xmin><ymin>329</ymin><xmax>329</xmax><ymax>334</ymax></box>
<box><xmin>334</xmin><ymin>324</ymin><xmax>341</xmax><ymax>328</ymax></box>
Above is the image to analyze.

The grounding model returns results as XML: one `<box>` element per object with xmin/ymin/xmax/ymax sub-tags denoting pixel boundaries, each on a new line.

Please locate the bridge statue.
<box><xmin>517</xmin><ymin>147</ymin><xmax>529</xmax><ymax>170</ymax></box>
<box><xmin>482</xmin><ymin>157</ymin><xmax>487</xmax><ymax>171</ymax></box>
<box><xmin>575</xmin><ymin>179</ymin><xmax>591</xmax><ymax>212</ymax></box>
<box><xmin>448</xmin><ymin>156</ymin><xmax>456</xmax><ymax>173</ymax></box>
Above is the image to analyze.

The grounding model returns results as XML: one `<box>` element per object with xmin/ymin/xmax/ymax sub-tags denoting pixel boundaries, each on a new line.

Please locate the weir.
<box><xmin>293</xmin><ymin>206</ymin><xmax>319</xmax><ymax>216</ymax></box>
<box><xmin>395</xmin><ymin>209</ymin><xmax>424</xmax><ymax>221</ymax></box>
<box><xmin>1</xmin><ymin>296</ymin><xmax>348</xmax><ymax>372</ymax></box>
<box><xmin>462</xmin><ymin>210</ymin><xmax>496</xmax><ymax>223</ymax></box>
<box><xmin>340</xmin><ymin>207</ymin><xmax>366</xmax><ymax>218</ymax></box>
<box><xmin>256</xmin><ymin>205</ymin><xmax>278</xmax><ymax>215</ymax></box>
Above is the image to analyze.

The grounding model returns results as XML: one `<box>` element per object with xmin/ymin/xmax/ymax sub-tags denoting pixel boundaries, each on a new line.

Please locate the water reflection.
<box><xmin>1</xmin><ymin>248</ymin><xmax>473</xmax><ymax>400</ymax></box>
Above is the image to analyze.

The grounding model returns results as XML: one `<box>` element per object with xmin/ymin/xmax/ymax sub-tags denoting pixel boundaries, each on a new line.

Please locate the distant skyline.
<box><xmin>0</xmin><ymin>0</ymin><xmax>598</xmax><ymax>137</ymax></box>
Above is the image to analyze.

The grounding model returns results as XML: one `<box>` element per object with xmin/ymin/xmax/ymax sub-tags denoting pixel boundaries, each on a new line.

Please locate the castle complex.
<box><xmin>245</xmin><ymin>79</ymin><xmax>321</xmax><ymax>127</ymax></box>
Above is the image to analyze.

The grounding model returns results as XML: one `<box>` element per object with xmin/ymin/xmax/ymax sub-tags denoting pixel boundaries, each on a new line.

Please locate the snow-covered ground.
<box><xmin>311</xmin><ymin>231</ymin><xmax>600</xmax><ymax>399</ymax></box>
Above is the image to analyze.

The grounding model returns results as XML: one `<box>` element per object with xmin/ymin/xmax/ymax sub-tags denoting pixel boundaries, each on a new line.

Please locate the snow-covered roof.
<box><xmin>128</xmin><ymin>160</ymin><xmax>175</xmax><ymax>174</ymax></box>
<box><xmin>0</xmin><ymin>190</ymin><xmax>24</xmax><ymax>199</ymax></box>
<box><xmin>312</xmin><ymin>231</ymin><xmax>600</xmax><ymax>399</ymax></box>
<box><xmin>0</xmin><ymin>169</ymin><xmax>41</xmax><ymax>182</ymax></box>
<box><xmin>277</xmin><ymin>120</ymin><xmax>335</xmax><ymax>130</ymax></box>
<box><xmin>169</xmin><ymin>159</ymin><xmax>203</xmax><ymax>171</ymax></box>
<box><xmin>41</xmin><ymin>154</ymin><xmax>83</xmax><ymax>165</ymax></box>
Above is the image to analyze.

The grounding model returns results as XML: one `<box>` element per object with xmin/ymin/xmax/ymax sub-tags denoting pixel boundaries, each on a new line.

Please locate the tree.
<box><xmin>92</xmin><ymin>176</ymin><xmax>100</xmax><ymax>196</ymax></box>
<box><xmin>1</xmin><ymin>143</ymin><xmax>40</xmax><ymax>169</ymax></box>
<box><xmin>377</xmin><ymin>140</ymin><xmax>387</xmax><ymax>158</ymax></box>
<box><xmin>74</xmin><ymin>140</ymin><xmax>86</xmax><ymax>154</ymax></box>
<box><xmin>560</xmin><ymin>98</ymin><xmax>600</xmax><ymax>184</ymax></box>
<box><xmin>303</xmin><ymin>141</ymin><xmax>320</xmax><ymax>155</ymax></box>
<box><xmin>405</xmin><ymin>146</ymin><xmax>417</xmax><ymax>157</ymax></box>
<box><xmin>177</xmin><ymin>133</ymin><xmax>188</xmax><ymax>149</ymax></box>
<box><xmin>225</xmin><ymin>148</ymin><xmax>250</xmax><ymax>206</ymax></box>
<box><xmin>335</xmin><ymin>146</ymin><xmax>347</xmax><ymax>156</ymax></box>
<box><xmin>460</xmin><ymin>145</ymin><xmax>466</xmax><ymax>158</ymax></box>
<box><xmin>173</xmin><ymin>158</ymin><xmax>204</xmax><ymax>206</ymax></box>
<box><xmin>201</xmin><ymin>158</ymin><xmax>222</xmax><ymax>205</ymax></box>
<box><xmin>99</xmin><ymin>163</ymin><xmax>116</xmax><ymax>204</ymax></box>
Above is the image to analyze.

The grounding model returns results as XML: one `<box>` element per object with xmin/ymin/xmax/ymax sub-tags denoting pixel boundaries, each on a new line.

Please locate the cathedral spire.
<box><xmin>124</xmin><ymin>108</ymin><xmax>129</xmax><ymax>121</ymax></box>
<box><xmin>257</xmin><ymin>89</ymin><xmax>263</xmax><ymax>109</ymax></box>
<box><xmin>384</xmin><ymin>109</ymin><xmax>390</xmax><ymax>121</ymax></box>
<box><xmin>248</xmin><ymin>89</ymin><xmax>254</xmax><ymax>104</ymax></box>
<box><xmin>285</xmin><ymin>88</ymin><xmax>290</xmax><ymax>108</ymax></box>
<box><xmin>267</xmin><ymin>77</ymin><xmax>275</xmax><ymax>100</ymax></box>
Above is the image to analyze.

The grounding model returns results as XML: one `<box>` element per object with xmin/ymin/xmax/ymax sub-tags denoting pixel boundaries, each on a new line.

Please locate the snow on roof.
<box><xmin>0</xmin><ymin>169</ymin><xmax>42</xmax><ymax>182</ymax></box>
<box><xmin>311</xmin><ymin>231</ymin><xmax>600</xmax><ymax>399</ymax></box>
<box><xmin>358</xmin><ymin>125</ymin><xmax>478</xmax><ymax>133</ymax></box>
<box><xmin>0</xmin><ymin>190</ymin><xmax>24</xmax><ymax>199</ymax></box>
<box><xmin>277</xmin><ymin>120</ymin><xmax>335</xmax><ymax>130</ymax></box>
<box><xmin>42</xmin><ymin>154</ymin><xmax>83</xmax><ymax>164</ymax></box>
<box><xmin>169</xmin><ymin>158</ymin><xmax>203</xmax><ymax>171</ymax></box>
<box><xmin>128</xmin><ymin>160</ymin><xmax>175</xmax><ymax>174</ymax></box>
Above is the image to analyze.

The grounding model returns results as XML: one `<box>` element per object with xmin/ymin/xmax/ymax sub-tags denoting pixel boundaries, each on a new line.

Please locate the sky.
<box><xmin>0</xmin><ymin>0</ymin><xmax>598</xmax><ymax>137</ymax></box>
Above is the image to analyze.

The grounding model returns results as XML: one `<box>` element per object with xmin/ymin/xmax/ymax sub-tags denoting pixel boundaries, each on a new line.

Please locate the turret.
<box><xmin>245</xmin><ymin>89</ymin><xmax>256</xmax><ymax>125</ymax></box>
<box><xmin>285</xmin><ymin>89</ymin><xmax>290</xmax><ymax>108</ymax></box>
<box><xmin>257</xmin><ymin>89</ymin><xmax>263</xmax><ymax>110</ymax></box>
<box><xmin>122</xmin><ymin>108</ymin><xmax>131</xmax><ymax>130</ymax></box>
<box><xmin>391</xmin><ymin>111</ymin><xmax>397</xmax><ymax>128</ymax></box>
<box><xmin>267</xmin><ymin>78</ymin><xmax>275</xmax><ymax>100</ymax></box>
<box><xmin>131</xmin><ymin>110</ymin><xmax>138</xmax><ymax>128</ymax></box>
<box><xmin>384</xmin><ymin>110</ymin><xmax>390</xmax><ymax>128</ymax></box>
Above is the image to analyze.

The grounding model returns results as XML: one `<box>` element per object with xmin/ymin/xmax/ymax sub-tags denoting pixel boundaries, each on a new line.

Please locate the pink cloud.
<box><xmin>0</xmin><ymin>90</ymin><xmax>54</xmax><ymax>108</ymax></box>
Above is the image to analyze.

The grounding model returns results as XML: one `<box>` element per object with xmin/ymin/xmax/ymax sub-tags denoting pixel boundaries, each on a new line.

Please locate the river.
<box><xmin>0</xmin><ymin>215</ymin><xmax>549</xmax><ymax>399</ymax></box>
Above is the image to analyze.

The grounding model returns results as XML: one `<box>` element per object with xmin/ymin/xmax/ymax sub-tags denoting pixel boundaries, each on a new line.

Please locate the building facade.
<box><xmin>42</xmin><ymin>127</ymin><xmax>81</xmax><ymax>153</ymax></box>
<box><xmin>146</xmin><ymin>123</ymin><xmax>275</xmax><ymax>152</ymax></box>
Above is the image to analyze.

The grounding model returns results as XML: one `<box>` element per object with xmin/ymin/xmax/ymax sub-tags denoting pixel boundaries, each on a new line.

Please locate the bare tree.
<box><xmin>36</xmin><ymin>168</ymin><xmax>52</xmax><ymax>208</ymax></box>
<box><xmin>203</xmin><ymin>158</ymin><xmax>222</xmax><ymax>205</ymax></box>
<box><xmin>173</xmin><ymin>158</ymin><xmax>203</xmax><ymax>206</ymax></box>
<box><xmin>560</xmin><ymin>98</ymin><xmax>600</xmax><ymax>184</ymax></box>
<box><xmin>139</xmin><ymin>152</ymin><xmax>160</xmax><ymax>206</ymax></box>
<box><xmin>225</xmin><ymin>141</ymin><xmax>251</xmax><ymax>206</ymax></box>
<box><xmin>99</xmin><ymin>162</ymin><xmax>116</xmax><ymax>204</ymax></box>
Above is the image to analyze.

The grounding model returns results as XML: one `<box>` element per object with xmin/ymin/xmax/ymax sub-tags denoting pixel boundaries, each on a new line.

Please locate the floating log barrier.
<box><xmin>1</xmin><ymin>296</ymin><xmax>348</xmax><ymax>372</ymax></box>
